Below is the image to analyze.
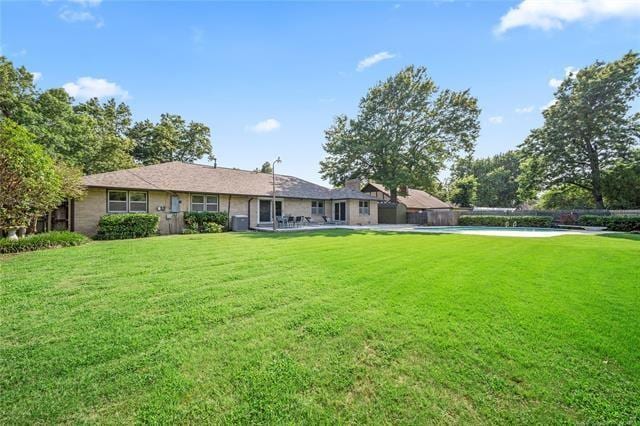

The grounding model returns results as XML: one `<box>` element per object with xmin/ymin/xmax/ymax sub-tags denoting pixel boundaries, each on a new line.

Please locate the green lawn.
<box><xmin>1</xmin><ymin>231</ymin><xmax>639</xmax><ymax>424</ymax></box>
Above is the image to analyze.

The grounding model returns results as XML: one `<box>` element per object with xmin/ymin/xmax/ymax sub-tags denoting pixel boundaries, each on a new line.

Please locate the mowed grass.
<box><xmin>1</xmin><ymin>231</ymin><xmax>639</xmax><ymax>424</ymax></box>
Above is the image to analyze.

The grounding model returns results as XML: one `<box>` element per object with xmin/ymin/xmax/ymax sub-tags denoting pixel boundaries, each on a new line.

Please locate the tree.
<box><xmin>130</xmin><ymin>114</ymin><xmax>213</xmax><ymax>165</ymax></box>
<box><xmin>254</xmin><ymin>161</ymin><xmax>273</xmax><ymax>173</ymax></box>
<box><xmin>452</xmin><ymin>150</ymin><xmax>521</xmax><ymax>207</ymax></box>
<box><xmin>602</xmin><ymin>149</ymin><xmax>640</xmax><ymax>209</ymax></box>
<box><xmin>0</xmin><ymin>56</ymin><xmax>37</xmax><ymax>123</ymax></box>
<box><xmin>0</xmin><ymin>120</ymin><xmax>84</xmax><ymax>231</ymax></box>
<box><xmin>320</xmin><ymin>65</ymin><xmax>480</xmax><ymax>202</ymax></box>
<box><xmin>449</xmin><ymin>175</ymin><xmax>477</xmax><ymax>207</ymax></box>
<box><xmin>519</xmin><ymin>52</ymin><xmax>640</xmax><ymax>209</ymax></box>
<box><xmin>537</xmin><ymin>185</ymin><xmax>595</xmax><ymax>210</ymax></box>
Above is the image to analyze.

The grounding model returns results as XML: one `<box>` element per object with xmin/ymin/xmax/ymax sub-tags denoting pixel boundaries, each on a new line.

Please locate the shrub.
<box><xmin>202</xmin><ymin>222</ymin><xmax>224</xmax><ymax>233</ymax></box>
<box><xmin>96</xmin><ymin>213</ymin><xmax>159</xmax><ymax>240</ymax></box>
<box><xmin>184</xmin><ymin>211</ymin><xmax>228</xmax><ymax>232</ymax></box>
<box><xmin>0</xmin><ymin>231</ymin><xmax>88</xmax><ymax>254</ymax></box>
<box><xmin>459</xmin><ymin>215</ymin><xmax>553</xmax><ymax>228</ymax></box>
<box><xmin>577</xmin><ymin>215</ymin><xmax>610</xmax><ymax>227</ymax></box>
<box><xmin>606</xmin><ymin>216</ymin><xmax>640</xmax><ymax>232</ymax></box>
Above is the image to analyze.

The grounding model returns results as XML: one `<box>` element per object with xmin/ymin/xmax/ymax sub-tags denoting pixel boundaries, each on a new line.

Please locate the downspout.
<box><xmin>227</xmin><ymin>195</ymin><xmax>232</xmax><ymax>229</ymax></box>
<box><xmin>247</xmin><ymin>197</ymin><xmax>253</xmax><ymax>229</ymax></box>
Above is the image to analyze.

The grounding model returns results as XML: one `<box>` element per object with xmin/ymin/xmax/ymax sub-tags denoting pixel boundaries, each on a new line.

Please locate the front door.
<box><xmin>334</xmin><ymin>201</ymin><xmax>346</xmax><ymax>222</ymax></box>
<box><xmin>259</xmin><ymin>199</ymin><xmax>283</xmax><ymax>223</ymax></box>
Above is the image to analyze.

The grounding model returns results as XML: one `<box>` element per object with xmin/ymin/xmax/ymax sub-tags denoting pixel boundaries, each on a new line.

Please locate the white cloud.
<box><xmin>248</xmin><ymin>118</ymin><xmax>281</xmax><ymax>133</ymax></box>
<box><xmin>515</xmin><ymin>105</ymin><xmax>534</xmax><ymax>114</ymax></box>
<box><xmin>32</xmin><ymin>72</ymin><xmax>42</xmax><ymax>83</ymax></box>
<box><xmin>540</xmin><ymin>99</ymin><xmax>557</xmax><ymax>111</ymax></box>
<box><xmin>494</xmin><ymin>0</ymin><xmax>640</xmax><ymax>35</ymax></box>
<box><xmin>63</xmin><ymin>77</ymin><xmax>129</xmax><ymax>100</ymax></box>
<box><xmin>68</xmin><ymin>0</ymin><xmax>102</xmax><ymax>5</ymax></box>
<box><xmin>357</xmin><ymin>51</ymin><xmax>396</xmax><ymax>71</ymax></box>
<box><xmin>59</xmin><ymin>9</ymin><xmax>95</xmax><ymax>22</ymax></box>
<box><xmin>549</xmin><ymin>66</ymin><xmax>578</xmax><ymax>88</ymax></box>
<box><xmin>489</xmin><ymin>115</ymin><xmax>504</xmax><ymax>124</ymax></box>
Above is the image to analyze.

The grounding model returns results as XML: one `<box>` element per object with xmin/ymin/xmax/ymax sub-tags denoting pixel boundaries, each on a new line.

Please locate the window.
<box><xmin>108</xmin><ymin>191</ymin><xmax>128</xmax><ymax>213</ymax></box>
<box><xmin>129</xmin><ymin>191</ymin><xmax>148</xmax><ymax>213</ymax></box>
<box><xmin>359</xmin><ymin>200</ymin><xmax>370</xmax><ymax>215</ymax></box>
<box><xmin>191</xmin><ymin>194</ymin><xmax>218</xmax><ymax>212</ymax></box>
<box><xmin>311</xmin><ymin>200</ymin><xmax>324</xmax><ymax>215</ymax></box>
<box><xmin>108</xmin><ymin>190</ymin><xmax>148</xmax><ymax>213</ymax></box>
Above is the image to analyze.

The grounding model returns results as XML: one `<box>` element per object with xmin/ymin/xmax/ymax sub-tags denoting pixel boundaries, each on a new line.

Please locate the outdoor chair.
<box><xmin>322</xmin><ymin>215</ymin><xmax>336</xmax><ymax>225</ymax></box>
<box><xmin>287</xmin><ymin>216</ymin><xmax>295</xmax><ymax>227</ymax></box>
<box><xmin>295</xmin><ymin>216</ymin><xmax>304</xmax><ymax>227</ymax></box>
<box><xmin>276</xmin><ymin>216</ymin><xmax>286</xmax><ymax>228</ymax></box>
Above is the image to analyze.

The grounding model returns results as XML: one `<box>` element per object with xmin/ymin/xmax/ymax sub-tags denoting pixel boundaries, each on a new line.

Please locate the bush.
<box><xmin>0</xmin><ymin>231</ymin><xmax>88</xmax><ymax>254</ymax></box>
<box><xmin>96</xmin><ymin>213</ymin><xmax>159</xmax><ymax>240</ymax></box>
<box><xmin>459</xmin><ymin>215</ymin><xmax>553</xmax><ymax>228</ymax></box>
<box><xmin>606</xmin><ymin>216</ymin><xmax>640</xmax><ymax>232</ymax></box>
<box><xmin>184</xmin><ymin>212</ymin><xmax>228</xmax><ymax>232</ymax></box>
<box><xmin>577</xmin><ymin>215</ymin><xmax>610</xmax><ymax>227</ymax></box>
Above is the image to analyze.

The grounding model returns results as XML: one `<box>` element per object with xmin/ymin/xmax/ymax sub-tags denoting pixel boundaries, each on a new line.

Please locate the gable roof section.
<box><xmin>83</xmin><ymin>162</ymin><xmax>374</xmax><ymax>200</ymax></box>
<box><xmin>364</xmin><ymin>182</ymin><xmax>451</xmax><ymax>209</ymax></box>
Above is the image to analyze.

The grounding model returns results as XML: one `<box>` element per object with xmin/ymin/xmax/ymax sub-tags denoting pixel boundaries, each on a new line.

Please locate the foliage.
<box><xmin>202</xmin><ymin>222</ymin><xmax>224</xmax><ymax>233</ymax></box>
<box><xmin>2</xmin><ymin>231</ymin><xmax>639</xmax><ymax>423</ymax></box>
<box><xmin>183</xmin><ymin>211</ymin><xmax>228</xmax><ymax>232</ymax></box>
<box><xmin>0</xmin><ymin>120</ymin><xmax>67</xmax><ymax>229</ymax></box>
<box><xmin>130</xmin><ymin>114</ymin><xmax>213</xmax><ymax>165</ymax></box>
<box><xmin>0</xmin><ymin>56</ymin><xmax>37</xmax><ymax>123</ymax></box>
<box><xmin>0</xmin><ymin>231</ymin><xmax>88</xmax><ymax>254</ymax></box>
<box><xmin>601</xmin><ymin>150</ymin><xmax>640</xmax><ymax>209</ymax></box>
<box><xmin>577</xmin><ymin>215</ymin><xmax>640</xmax><ymax>231</ymax></box>
<box><xmin>518</xmin><ymin>51</ymin><xmax>640</xmax><ymax>208</ymax></box>
<box><xmin>449</xmin><ymin>175</ymin><xmax>477</xmax><ymax>207</ymax></box>
<box><xmin>451</xmin><ymin>151</ymin><xmax>521</xmax><ymax>207</ymax></box>
<box><xmin>96</xmin><ymin>213</ymin><xmax>159</xmax><ymax>239</ymax></box>
<box><xmin>255</xmin><ymin>161</ymin><xmax>273</xmax><ymax>173</ymax></box>
<box><xmin>320</xmin><ymin>65</ymin><xmax>480</xmax><ymax>201</ymax></box>
<box><xmin>459</xmin><ymin>215</ymin><xmax>553</xmax><ymax>227</ymax></box>
<box><xmin>536</xmin><ymin>185</ymin><xmax>595</xmax><ymax>210</ymax></box>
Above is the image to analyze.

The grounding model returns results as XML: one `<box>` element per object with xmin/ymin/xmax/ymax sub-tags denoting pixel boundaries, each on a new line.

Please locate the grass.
<box><xmin>1</xmin><ymin>230</ymin><xmax>639</xmax><ymax>424</ymax></box>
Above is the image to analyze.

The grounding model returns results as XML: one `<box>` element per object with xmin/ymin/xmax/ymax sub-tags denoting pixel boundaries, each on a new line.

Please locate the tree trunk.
<box><xmin>589</xmin><ymin>159</ymin><xmax>605</xmax><ymax>209</ymax></box>
<box><xmin>389</xmin><ymin>187</ymin><xmax>398</xmax><ymax>203</ymax></box>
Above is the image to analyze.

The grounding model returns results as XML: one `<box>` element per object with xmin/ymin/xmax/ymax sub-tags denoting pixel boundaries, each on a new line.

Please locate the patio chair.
<box><xmin>295</xmin><ymin>216</ymin><xmax>304</xmax><ymax>227</ymax></box>
<box><xmin>287</xmin><ymin>216</ymin><xmax>295</xmax><ymax>228</ymax></box>
<box><xmin>276</xmin><ymin>216</ymin><xmax>286</xmax><ymax>229</ymax></box>
<box><xmin>322</xmin><ymin>215</ymin><xmax>337</xmax><ymax>225</ymax></box>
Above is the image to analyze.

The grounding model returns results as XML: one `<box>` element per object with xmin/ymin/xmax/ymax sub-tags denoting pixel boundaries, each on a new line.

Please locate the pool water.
<box><xmin>416</xmin><ymin>226</ymin><xmax>567</xmax><ymax>232</ymax></box>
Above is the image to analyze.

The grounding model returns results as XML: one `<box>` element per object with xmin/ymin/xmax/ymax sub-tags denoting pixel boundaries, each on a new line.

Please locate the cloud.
<box><xmin>357</xmin><ymin>51</ymin><xmax>396</xmax><ymax>71</ymax></box>
<box><xmin>32</xmin><ymin>72</ymin><xmax>42</xmax><ymax>83</ymax></box>
<box><xmin>59</xmin><ymin>9</ymin><xmax>95</xmax><ymax>22</ymax></box>
<box><xmin>68</xmin><ymin>0</ymin><xmax>102</xmax><ymax>5</ymax></box>
<box><xmin>191</xmin><ymin>26</ymin><xmax>204</xmax><ymax>45</ymax></box>
<box><xmin>549</xmin><ymin>66</ymin><xmax>578</xmax><ymax>88</ymax></box>
<box><xmin>58</xmin><ymin>0</ymin><xmax>104</xmax><ymax>28</ymax></box>
<box><xmin>494</xmin><ymin>0</ymin><xmax>640</xmax><ymax>35</ymax></box>
<box><xmin>540</xmin><ymin>99</ymin><xmax>557</xmax><ymax>111</ymax></box>
<box><xmin>515</xmin><ymin>105</ymin><xmax>534</xmax><ymax>114</ymax></box>
<box><xmin>248</xmin><ymin>118</ymin><xmax>281</xmax><ymax>133</ymax></box>
<box><xmin>63</xmin><ymin>77</ymin><xmax>129</xmax><ymax>100</ymax></box>
<box><xmin>489</xmin><ymin>116</ymin><xmax>504</xmax><ymax>124</ymax></box>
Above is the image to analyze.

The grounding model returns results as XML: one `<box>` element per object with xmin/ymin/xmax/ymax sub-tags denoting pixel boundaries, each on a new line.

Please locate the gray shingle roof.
<box><xmin>364</xmin><ymin>182</ymin><xmax>451</xmax><ymax>209</ymax></box>
<box><xmin>82</xmin><ymin>162</ymin><xmax>374</xmax><ymax>200</ymax></box>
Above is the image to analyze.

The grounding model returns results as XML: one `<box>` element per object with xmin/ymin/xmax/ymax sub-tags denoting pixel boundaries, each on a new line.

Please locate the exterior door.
<box><xmin>259</xmin><ymin>199</ymin><xmax>283</xmax><ymax>223</ymax></box>
<box><xmin>334</xmin><ymin>201</ymin><xmax>346</xmax><ymax>222</ymax></box>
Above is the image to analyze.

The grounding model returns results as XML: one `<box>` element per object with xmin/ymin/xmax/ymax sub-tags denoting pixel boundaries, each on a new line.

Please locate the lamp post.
<box><xmin>272</xmin><ymin>156</ymin><xmax>282</xmax><ymax>231</ymax></box>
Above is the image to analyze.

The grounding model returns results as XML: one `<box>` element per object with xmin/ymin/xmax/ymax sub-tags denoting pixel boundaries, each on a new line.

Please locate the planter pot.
<box><xmin>7</xmin><ymin>228</ymin><xmax>18</xmax><ymax>241</ymax></box>
<box><xmin>17</xmin><ymin>226</ymin><xmax>27</xmax><ymax>238</ymax></box>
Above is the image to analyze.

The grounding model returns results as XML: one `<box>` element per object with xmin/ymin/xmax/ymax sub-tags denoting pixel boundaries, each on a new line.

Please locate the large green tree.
<box><xmin>602</xmin><ymin>149</ymin><xmax>640</xmax><ymax>209</ymax></box>
<box><xmin>130</xmin><ymin>114</ymin><xmax>213</xmax><ymax>165</ymax></box>
<box><xmin>452</xmin><ymin>150</ymin><xmax>521</xmax><ymax>207</ymax></box>
<box><xmin>320</xmin><ymin>65</ymin><xmax>480</xmax><ymax>202</ymax></box>
<box><xmin>519</xmin><ymin>52</ymin><xmax>640</xmax><ymax>209</ymax></box>
<box><xmin>0</xmin><ymin>56</ymin><xmax>37</xmax><ymax>123</ymax></box>
<box><xmin>449</xmin><ymin>175</ymin><xmax>478</xmax><ymax>208</ymax></box>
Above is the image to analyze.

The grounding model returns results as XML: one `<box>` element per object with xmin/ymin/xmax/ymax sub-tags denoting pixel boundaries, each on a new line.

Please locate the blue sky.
<box><xmin>2</xmin><ymin>0</ymin><xmax>639</xmax><ymax>184</ymax></box>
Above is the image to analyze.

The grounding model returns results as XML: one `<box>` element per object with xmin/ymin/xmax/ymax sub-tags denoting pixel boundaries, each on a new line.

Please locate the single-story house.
<box><xmin>71</xmin><ymin>161</ymin><xmax>378</xmax><ymax>236</ymax></box>
<box><xmin>360</xmin><ymin>182</ymin><xmax>451</xmax><ymax>212</ymax></box>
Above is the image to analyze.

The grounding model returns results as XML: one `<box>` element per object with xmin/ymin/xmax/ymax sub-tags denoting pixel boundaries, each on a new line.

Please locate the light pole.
<box><xmin>272</xmin><ymin>156</ymin><xmax>281</xmax><ymax>231</ymax></box>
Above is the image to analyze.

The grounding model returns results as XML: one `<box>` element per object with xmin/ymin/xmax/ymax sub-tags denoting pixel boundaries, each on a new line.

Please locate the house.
<box><xmin>71</xmin><ymin>162</ymin><xmax>378</xmax><ymax>236</ymax></box>
<box><xmin>360</xmin><ymin>182</ymin><xmax>451</xmax><ymax>212</ymax></box>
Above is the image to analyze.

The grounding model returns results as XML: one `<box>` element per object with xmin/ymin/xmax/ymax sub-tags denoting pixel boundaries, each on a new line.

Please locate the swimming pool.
<box><xmin>410</xmin><ymin>225</ymin><xmax>589</xmax><ymax>238</ymax></box>
<box><xmin>416</xmin><ymin>226</ymin><xmax>567</xmax><ymax>232</ymax></box>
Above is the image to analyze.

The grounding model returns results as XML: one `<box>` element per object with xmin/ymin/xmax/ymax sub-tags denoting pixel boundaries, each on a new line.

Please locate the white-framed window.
<box><xmin>359</xmin><ymin>200</ymin><xmax>370</xmax><ymax>215</ymax></box>
<box><xmin>191</xmin><ymin>194</ymin><xmax>218</xmax><ymax>212</ymax></box>
<box><xmin>311</xmin><ymin>200</ymin><xmax>324</xmax><ymax>215</ymax></box>
<box><xmin>108</xmin><ymin>190</ymin><xmax>149</xmax><ymax>213</ymax></box>
<box><xmin>108</xmin><ymin>190</ymin><xmax>128</xmax><ymax>213</ymax></box>
<box><xmin>129</xmin><ymin>191</ymin><xmax>148</xmax><ymax>213</ymax></box>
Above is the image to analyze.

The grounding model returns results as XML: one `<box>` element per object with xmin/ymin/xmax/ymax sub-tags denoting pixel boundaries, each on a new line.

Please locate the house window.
<box><xmin>108</xmin><ymin>191</ymin><xmax>128</xmax><ymax>213</ymax></box>
<box><xmin>191</xmin><ymin>194</ymin><xmax>218</xmax><ymax>212</ymax></box>
<box><xmin>311</xmin><ymin>200</ymin><xmax>324</xmax><ymax>215</ymax></box>
<box><xmin>359</xmin><ymin>200</ymin><xmax>370</xmax><ymax>215</ymax></box>
<box><xmin>129</xmin><ymin>191</ymin><xmax>148</xmax><ymax>213</ymax></box>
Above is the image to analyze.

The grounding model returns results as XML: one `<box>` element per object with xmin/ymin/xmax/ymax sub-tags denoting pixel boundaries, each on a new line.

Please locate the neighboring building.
<box><xmin>71</xmin><ymin>162</ymin><xmax>378</xmax><ymax>236</ymax></box>
<box><xmin>361</xmin><ymin>182</ymin><xmax>451</xmax><ymax>212</ymax></box>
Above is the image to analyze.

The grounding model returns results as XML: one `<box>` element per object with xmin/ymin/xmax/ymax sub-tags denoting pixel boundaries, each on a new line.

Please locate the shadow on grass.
<box><xmin>597</xmin><ymin>233</ymin><xmax>640</xmax><ymax>242</ymax></box>
<box><xmin>237</xmin><ymin>229</ymin><xmax>450</xmax><ymax>240</ymax></box>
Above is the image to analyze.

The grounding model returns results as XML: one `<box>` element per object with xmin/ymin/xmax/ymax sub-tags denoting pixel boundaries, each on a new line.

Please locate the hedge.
<box><xmin>96</xmin><ymin>213</ymin><xmax>159</xmax><ymax>240</ymax></box>
<box><xmin>0</xmin><ymin>231</ymin><xmax>89</xmax><ymax>254</ymax></box>
<box><xmin>459</xmin><ymin>215</ymin><xmax>553</xmax><ymax>228</ymax></box>
<box><xmin>184</xmin><ymin>212</ymin><xmax>228</xmax><ymax>233</ymax></box>
<box><xmin>577</xmin><ymin>215</ymin><xmax>610</xmax><ymax>227</ymax></box>
<box><xmin>577</xmin><ymin>215</ymin><xmax>640</xmax><ymax>231</ymax></box>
